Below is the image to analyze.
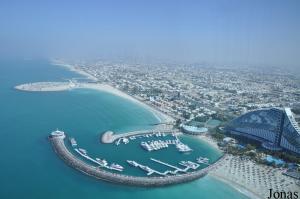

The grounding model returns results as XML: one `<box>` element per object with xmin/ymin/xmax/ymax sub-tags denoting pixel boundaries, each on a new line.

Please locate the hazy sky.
<box><xmin>0</xmin><ymin>0</ymin><xmax>299</xmax><ymax>68</ymax></box>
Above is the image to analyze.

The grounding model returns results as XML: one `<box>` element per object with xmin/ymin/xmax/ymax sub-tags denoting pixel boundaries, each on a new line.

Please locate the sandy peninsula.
<box><xmin>15</xmin><ymin>81</ymin><xmax>174</xmax><ymax>124</ymax></box>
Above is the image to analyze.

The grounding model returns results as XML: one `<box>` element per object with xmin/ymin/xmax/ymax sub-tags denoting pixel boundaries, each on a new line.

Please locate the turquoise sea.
<box><xmin>0</xmin><ymin>60</ymin><xmax>248</xmax><ymax>199</ymax></box>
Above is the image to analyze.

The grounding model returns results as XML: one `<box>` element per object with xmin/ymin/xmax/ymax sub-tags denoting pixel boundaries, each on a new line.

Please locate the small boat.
<box><xmin>78</xmin><ymin>148</ymin><xmax>87</xmax><ymax>155</ymax></box>
<box><xmin>140</xmin><ymin>165</ymin><xmax>152</xmax><ymax>172</ymax></box>
<box><xmin>196</xmin><ymin>157</ymin><xmax>210</xmax><ymax>164</ymax></box>
<box><xmin>96</xmin><ymin>158</ymin><xmax>108</xmax><ymax>166</ymax></box>
<box><xmin>122</xmin><ymin>138</ymin><xmax>129</xmax><ymax>144</ymax></box>
<box><xmin>110</xmin><ymin>163</ymin><xmax>124</xmax><ymax>171</ymax></box>
<box><xmin>127</xmin><ymin>160</ymin><xmax>139</xmax><ymax>167</ymax></box>
<box><xmin>69</xmin><ymin>137</ymin><xmax>77</xmax><ymax>147</ymax></box>
<box><xmin>176</xmin><ymin>143</ymin><xmax>192</xmax><ymax>152</ymax></box>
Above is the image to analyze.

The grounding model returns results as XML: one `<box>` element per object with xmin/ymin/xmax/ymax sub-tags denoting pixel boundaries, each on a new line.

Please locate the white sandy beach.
<box><xmin>194</xmin><ymin>135</ymin><xmax>300</xmax><ymax>199</ymax></box>
<box><xmin>16</xmin><ymin>61</ymin><xmax>300</xmax><ymax>199</ymax></box>
<box><xmin>51</xmin><ymin>61</ymin><xmax>98</xmax><ymax>81</ymax></box>
<box><xmin>15</xmin><ymin>81</ymin><xmax>174</xmax><ymax>124</ymax></box>
<box><xmin>77</xmin><ymin>83</ymin><xmax>175</xmax><ymax>124</ymax></box>
<box><xmin>209</xmin><ymin>155</ymin><xmax>299</xmax><ymax>199</ymax></box>
<box><xmin>16</xmin><ymin>80</ymin><xmax>300</xmax><ymax>199</ymax></box>
<box><xmin>195</xmin><ymin>134</ymin><xmax>221</xmax><ymax>152</ymax></box>
<box><xmin>52</xmin><ymin>60</ymin><xmax>175</xmax><ymax>124</ymax></box>
<box><xmin>195</xmin><ymin>136</ymin><xmax>261</xmax><ymax>199</ymax></box>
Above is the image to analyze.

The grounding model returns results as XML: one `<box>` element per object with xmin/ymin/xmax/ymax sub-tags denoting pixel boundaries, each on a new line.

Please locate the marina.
<box><xmin>101</xmin><ymin>128</ymin><xmax>179</xmax><ymax>144</ymax></box>
<box><xmin>71</xmin><ymin>139</ymin><xmax>124</xmax><ymax>172</ymax></box>
<box><xmin>69</xmin><ymin>134</ymin><xmax>207</xmax><ymax>176</ymax></box>
<box><xmin>140</xmin><ymin>139</ymin><xmax>192</xmax><ymax>153</ymax></box>
<box><xmin>140</xmin><ymin>141</ymin><xmax>168</xmax><ymax>151</ymax></box>
<box><xmin>110</xmin><ymin>129</ymin><xmax>193</xmax><ymax>154</ymax></box>
<box><xmin>1</xmin><ymin>59</ymin><xmax>273</xmax><ymax>199</ymax></box>
<box><xmin>126</xmin><ymin>157</ymin><xmax>208</xmax><ymax>177</ymax></box>
<box><xmin>117</xmin><ymin>132</ymin><xmax>169</xmax><ymax>145</ymax></box>
<box><xmin>49</xmin><ymin>130</ymin><xmax>221</xmax><ymax>187</ymax></box>
<box><xmin>150</xmin><ymin>158</ymin><xmax>187</xmax><ymax>172</ymax></box>
<box><xmin>127</xmin><ymin>160</ymin><xmax>165</xmax><ymax>176</ymax></box>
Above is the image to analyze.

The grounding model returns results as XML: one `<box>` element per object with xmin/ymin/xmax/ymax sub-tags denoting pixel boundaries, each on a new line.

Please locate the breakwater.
<box><xmin>50</xmin><ymin>134</ymin><xmax>222</xmax><ymax>187</ymax></box>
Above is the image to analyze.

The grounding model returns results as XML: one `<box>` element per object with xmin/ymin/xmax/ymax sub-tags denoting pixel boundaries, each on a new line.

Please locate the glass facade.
<box><xmin>225</xmin><ymin>108</ymin><xmax>300</xmax><ymax>155</ymax></box>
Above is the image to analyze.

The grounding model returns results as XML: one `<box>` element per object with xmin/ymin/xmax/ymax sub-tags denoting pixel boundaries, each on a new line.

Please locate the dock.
<box><xmin>49</xmin><ymin>133</ymin><xmax>220</xmax><ymax>187</ymax></box>
<box><xmin>127</xmin><ymin>160</ymin><xmax>166</xmax><ymax>176</ymax></box>
<box><xmin>101</xmin><ymin>128</ymin><xmax>181</xmax><ymax>144</ymax></box>
<box><xmin>150</xmin><ymin>158</ymin><xmax>185</xmax><ymax>172</ymax></box>
<box><xmin>74</xmin><ymin>147</ymin><xmax>123</xmax><ymax>172</ymax></box>
<box><xmin>128</xmin><ymin>158</ymin><xmax>203</xmax><ymax>176</ymax></box>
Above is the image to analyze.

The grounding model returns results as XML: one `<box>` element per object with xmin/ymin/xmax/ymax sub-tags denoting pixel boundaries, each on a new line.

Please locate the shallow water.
<box><xmin>0</xmin><ymin>60</ymin><xmax>248</xmax><ymax>199</ymax></box>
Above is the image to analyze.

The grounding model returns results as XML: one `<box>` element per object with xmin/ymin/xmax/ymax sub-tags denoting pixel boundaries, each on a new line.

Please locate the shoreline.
<box><xmin>51</xmin><ymin>61</ymin><xmax>98</xmax><ymax>82</ymax></box>
<box><xmin>190</xmin><ymin>134</ymin><xmax>261</xmax><ymax>199</ymax></box>
<box><xmin>51</xmin><ymin>60</ymin><xmax>174</xmax><ymax>124</ymax></box>
<box><xmin>15</xmin><ymin>60</ymin><xmax>174</xmax><ymax>124</ymax></box>
<box><xmin>194</xmin><ymin>134</ymin><xmax>221</xmax><ymax>153</ymax></box>
<box><xmin>184</xmin><ymin>135</ymin><xmax>299</xmax><ymax>199</ymax></box>
<box><xmin>18</xmin><ymin>61</ymin><xmax>299</xmax><ymax>198</ymax></box>
<box><xmin>15</xmin><ymin>81</ymin><xmax>174</xmax><ymax>124</ymax></box>
<box><xmin>209</xmin><ymin>175</ymin><xmax>262</xmax><ymax>199</ymax></box>
<box><xmin>75</xmin><ymin>83</ymin><xmax>175</xmax><ymax>124</ymax></box>
<box><xmin>209</xmin><ymin>154</ymin><xmax>299</xmax><ymax>199</ymax></box>
<box><xmin>194</xmin><ymin>136</ymin><xmax>260</xmax><ymax>199</ymax></box>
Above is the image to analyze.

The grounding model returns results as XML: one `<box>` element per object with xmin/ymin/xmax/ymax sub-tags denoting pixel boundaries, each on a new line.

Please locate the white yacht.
<box><xmin>110</xmin><ymin>163</ymin><xmax>124</xmax><ymax>171</ymax></box>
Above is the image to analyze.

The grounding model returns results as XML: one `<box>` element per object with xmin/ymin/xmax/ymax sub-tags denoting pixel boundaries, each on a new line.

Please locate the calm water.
<box><xmin>0</xmin><ymin>60</ymin><xmax>248</xmax><ymax>199</ymax></box>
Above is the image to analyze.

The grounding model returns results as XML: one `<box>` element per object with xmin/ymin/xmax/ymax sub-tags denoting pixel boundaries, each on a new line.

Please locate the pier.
<box><xmin>74</xmin><ymin>148</ymin><xmax>123</xmax><ymax>172</ymax></box>
<box><xmin>49</xmin><ymin>133</ymin><xmax>222</xmax><ymax>187</ymax></box>
<box><xmin>101</xmin><ymin>128</ymin><xmax>180</xmax><ymax>144</ymax></box>
<box><xmin>150</xmin><ymin>158</ymin><xmax>185</xmax><ymax>172</ymax></box>
<box><xmin>127</xmin><ymin>160</ymin><xmax>166</xmax><ymax>176</ymax></box>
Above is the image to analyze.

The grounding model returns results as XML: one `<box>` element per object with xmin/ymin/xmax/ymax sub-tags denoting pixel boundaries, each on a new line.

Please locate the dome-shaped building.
<box><xmin>181</xmin><ymin>124</ymin><xmax>208</xmax><ymax>135</ymax></box>
<box><xmin>225</xmin><ymin>107</ymin><xmax>300</xmax><ymax>155</ymax></box>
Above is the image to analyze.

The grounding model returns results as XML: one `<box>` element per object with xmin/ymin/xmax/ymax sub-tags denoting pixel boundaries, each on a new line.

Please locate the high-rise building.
<box><xmin>225</xmin><ymin>107</ymin><xmax>300</xmax><ymax>155</ymax></box>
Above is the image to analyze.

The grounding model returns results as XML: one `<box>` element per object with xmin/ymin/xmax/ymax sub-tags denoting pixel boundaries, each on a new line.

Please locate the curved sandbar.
<box><xmin>15</xmin><ymin>82</ymin><xmax>174</xmax><ymax>124</ymax></box>
<box><xmin>101</xmin><ymin>129</ymin><xmax>181</xmax><ymax>144</ymax></box>
<box><xmin>49</xmin><ymin>134</ymin><xmax>223</xmax><ymax>187</ymax></box>
<box><xmin>15</xmin><ymin>82</ymin><xmax>76</xmax><ymax>92</ymax></box>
